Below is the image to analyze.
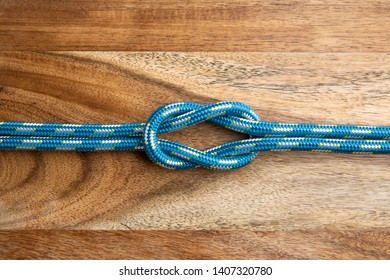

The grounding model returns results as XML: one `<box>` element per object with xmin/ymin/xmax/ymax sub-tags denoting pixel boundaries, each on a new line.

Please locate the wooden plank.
<box><xmin>0</xmin><ymin>230</ymin><xmax>389</xmax><ymax>259</ymax></box>
<box><xmin>0</xmin><ymin>0</ymin><xmax>389</xmax><ymax>51</ymax></box>
<box><xmin>0</xmin><ymin>51</ymin><xmax>389</xmax><ymax>232</ymax></box>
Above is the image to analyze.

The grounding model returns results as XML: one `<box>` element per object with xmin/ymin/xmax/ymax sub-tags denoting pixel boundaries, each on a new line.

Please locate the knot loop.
<box><xmin>143</xmin><ymin>101</ymin><xmax>261</xmax><ymax>170</ymax></box>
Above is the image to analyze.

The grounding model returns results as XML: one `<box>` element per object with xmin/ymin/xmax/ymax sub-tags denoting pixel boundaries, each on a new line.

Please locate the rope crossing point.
<box><xmin>0</xmin><ymin>101</ymin><xmax>389</xmax><ymax>170</ymax></box>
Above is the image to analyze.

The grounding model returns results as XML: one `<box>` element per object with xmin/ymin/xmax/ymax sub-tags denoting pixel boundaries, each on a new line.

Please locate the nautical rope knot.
<box><xmin>0</xmin><ymin>101</ymin><xmax>389</xmax><ymax>170</ymax></box>
<box><xmin>143</xmin><ymin>102</ymin><xmax>261</xmax><ymax>170</ymax></box>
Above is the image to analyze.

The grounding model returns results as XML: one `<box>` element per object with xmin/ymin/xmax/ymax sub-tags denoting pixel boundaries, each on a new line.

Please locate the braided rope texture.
<box><xmin>0</xmin><ymin>101</ymin><xmax>389</xmax><ymax>170</ymax></box>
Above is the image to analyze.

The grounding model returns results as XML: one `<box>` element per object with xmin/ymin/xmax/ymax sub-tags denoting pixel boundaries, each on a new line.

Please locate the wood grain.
<box><xmin>1</xmin><ymin>0</ymin><xmax>390</xmax><ymax>51</ymax></box>
<box><xmin>0</xmin><ymin>51</ymin><xmax>389</xmax><ymax>233</ymax></box>
<box><xmin>1</xmin><ymin>230</ymin><xmax>389</xmax><ymax>259</ymax></box>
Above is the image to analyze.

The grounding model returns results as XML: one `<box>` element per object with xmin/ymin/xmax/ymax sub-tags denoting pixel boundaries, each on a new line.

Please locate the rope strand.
<box><xmin>0</xmin><ymin>101</ymin><xmax>389</xmax><ymax>170</ymax></box>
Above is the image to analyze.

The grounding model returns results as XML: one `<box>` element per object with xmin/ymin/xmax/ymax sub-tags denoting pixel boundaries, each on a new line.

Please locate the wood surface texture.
<box><xmin>1</xmin><ymin>1</ymin><xmax>389</xmax><ymax>260</ymax></box>
<box><xmin>0</xmin><ymin>51</ymin><xmax>389</xmax><ymax>232</ymax></box>
<box><xmin>0</xmin><ymin>0</ymin><xmax>389</xmax><ymax>51</ymax></box>
<box><xmin>1</xmin><ymin>230</ymin><xmax>389</xmax><ymax>259</ymax></box>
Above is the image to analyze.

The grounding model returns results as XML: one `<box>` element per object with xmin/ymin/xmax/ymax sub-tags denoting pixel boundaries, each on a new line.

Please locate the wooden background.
<box><xmin>0</xmin><ymin>0</ymin><xmax>389</xmax><ymax>259</ymax></box>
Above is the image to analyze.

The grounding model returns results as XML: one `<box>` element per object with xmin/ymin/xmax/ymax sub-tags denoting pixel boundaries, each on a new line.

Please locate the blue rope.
<box><xmin>0</xmin><ymin>101</ymin><xmax>389</xmax><ymax>170</ymax></box>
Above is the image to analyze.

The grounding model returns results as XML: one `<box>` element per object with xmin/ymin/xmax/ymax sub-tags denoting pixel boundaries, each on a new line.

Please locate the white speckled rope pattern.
<box><xmin>0</xmin><ymin>101</ymin><xmax>389</xmax><ymax>170</ymax></box>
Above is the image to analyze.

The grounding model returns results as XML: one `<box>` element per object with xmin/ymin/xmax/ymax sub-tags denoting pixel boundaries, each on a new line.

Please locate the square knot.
<box><xmin>142</xmin><ymin>101</ymin><xmax>261</xmax><ymax>170</ymax></box>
